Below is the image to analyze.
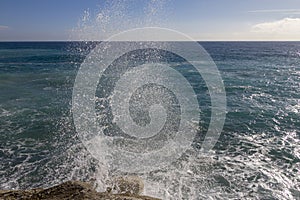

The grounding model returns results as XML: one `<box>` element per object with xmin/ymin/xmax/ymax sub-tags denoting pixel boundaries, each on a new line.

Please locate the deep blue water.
<box><xmin>0</xmin><ymin>42</ymin><xmax>299</xmax><ymax>199</ymax></box>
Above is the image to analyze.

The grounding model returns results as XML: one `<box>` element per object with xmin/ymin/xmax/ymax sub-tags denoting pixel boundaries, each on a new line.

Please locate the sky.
<box><xmin>0</xmin><ymin>0</ymin><xmax>300</xmax><ymax>41</ymax></box>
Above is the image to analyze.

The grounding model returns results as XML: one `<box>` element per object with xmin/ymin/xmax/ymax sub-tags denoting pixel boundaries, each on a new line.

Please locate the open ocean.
<box><xmin>0</xmin><ymin>42</ymin><xmax>299</xmax><ymax>199</ymax></box>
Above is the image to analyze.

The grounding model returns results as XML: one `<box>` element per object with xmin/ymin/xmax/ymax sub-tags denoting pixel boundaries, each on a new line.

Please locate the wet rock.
<box><xmin>111</xmin><ymin>176</ymin><xmax>144</xmax><ymax>195</ymax></box>
<box><xmin>0</xmin><ymin>180</ymin><xmax>160</xmax><ymax>200</ymax></box>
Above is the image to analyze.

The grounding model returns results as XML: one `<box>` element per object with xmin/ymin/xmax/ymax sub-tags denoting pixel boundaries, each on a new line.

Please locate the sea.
<box><xmin>0</xmin><ymin>41</ymin><xmax>299</xmax><ymax>199</ymax></box>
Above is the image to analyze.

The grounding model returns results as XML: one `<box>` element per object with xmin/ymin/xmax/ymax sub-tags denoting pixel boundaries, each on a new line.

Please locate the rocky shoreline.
<box><xmin>0</xmin><ymin>180</ymin><xmax>160</xmax><ymax>200</ymax></box>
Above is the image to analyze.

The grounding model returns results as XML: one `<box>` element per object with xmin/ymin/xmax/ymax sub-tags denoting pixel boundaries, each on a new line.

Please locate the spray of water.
<box><xmin>71</xmin><ymin>2</ymin><xmax>228</xmax><ymax>197</ymax></box>
<box><xmin>70</xmin><ymin>1</ymin><xmax>225</xmax><ymax>199</ymax></box>
<box><xmin>71</xmin><ymin>0</ymin><xmax>168</xmax><ymax>41</ymax></box>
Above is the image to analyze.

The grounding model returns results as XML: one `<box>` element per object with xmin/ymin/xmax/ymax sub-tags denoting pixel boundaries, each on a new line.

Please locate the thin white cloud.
<box><xmin>251</xmin><ymin>18</ymin><xmax>300</xmax><ymax>35</ymax></box>
<box><xmin>0</xmin><ymin>25</ymin><xmax>9</xmax><ymax>30</ymax></box>
<box><xmin>248</xmin><ymin>9</ymin><xmax>300</xmax><ymax>14</ymax></box>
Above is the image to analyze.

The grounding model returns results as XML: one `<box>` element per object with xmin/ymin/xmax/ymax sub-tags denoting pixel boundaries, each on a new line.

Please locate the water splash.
<box><xmin>67</xmin><ymin>2</ymin><xmax>300</xmax><ymax>199</ymax></box>
<box><xmin>70</xmin><ymin>0</ymin><xmax>168</xmax><ymax>41</ymax></box>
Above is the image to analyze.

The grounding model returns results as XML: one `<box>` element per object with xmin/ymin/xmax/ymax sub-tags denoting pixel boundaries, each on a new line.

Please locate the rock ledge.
<box><xmin>0</xmin><ymin>181</ymin><xmax>160</xmax><ymax>200</ymax></box>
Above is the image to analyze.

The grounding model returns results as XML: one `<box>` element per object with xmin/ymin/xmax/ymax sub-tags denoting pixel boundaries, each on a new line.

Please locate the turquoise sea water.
<box><xmin>0</xmin><ymin>42</ymin><xmax>299</xmax><ymax>199</ymax></box>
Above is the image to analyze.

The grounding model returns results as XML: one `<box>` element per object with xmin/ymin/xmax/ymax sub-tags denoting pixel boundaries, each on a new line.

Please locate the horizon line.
<box><xmin>1</xmin><ymin>40</ymin><xmax>300</xmax><ymax>42</ymax></box>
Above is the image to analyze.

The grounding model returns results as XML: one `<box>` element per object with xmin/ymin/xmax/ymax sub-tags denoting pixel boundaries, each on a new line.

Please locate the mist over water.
<box><xmin>0</xmin><ymin>1</ymin><xmax>299</xmax><ymax>199</ymax></box>
<box><xmin>71</xmin><ymin>0</ymin><xmax>168</xmax><ymax>41</ymax></box>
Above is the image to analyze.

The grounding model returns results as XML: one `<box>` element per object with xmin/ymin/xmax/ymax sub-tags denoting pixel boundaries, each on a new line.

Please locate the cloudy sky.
<box><xmin>0</xmin><ymin>0</ymin><xmax>300</xmax><ymax>41</ymax></box>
